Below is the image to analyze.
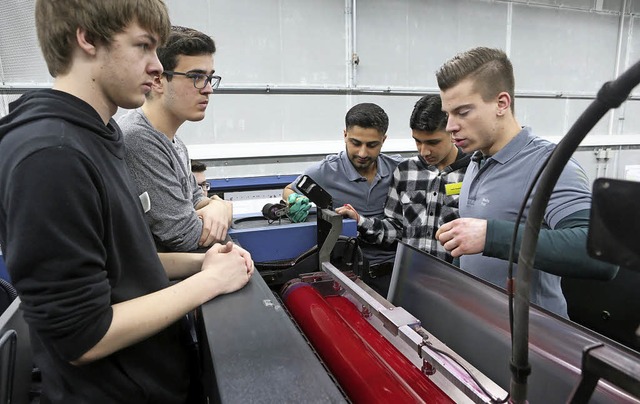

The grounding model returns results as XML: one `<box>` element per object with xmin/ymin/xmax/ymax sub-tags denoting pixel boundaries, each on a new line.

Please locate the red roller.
<box><xmin>282</xmin><ymin>283</ymin><xmax>423</xmax><ymax>403</ymax></box>
<box><xmin>326</xmin><ymin>295</ymin><xmax>454</xmax><ymax>404</ymax></box>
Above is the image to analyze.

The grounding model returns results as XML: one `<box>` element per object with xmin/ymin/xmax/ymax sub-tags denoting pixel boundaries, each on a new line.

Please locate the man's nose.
<box><xmin>200</xmin><ymin>80</ymin><xmax>214</xmax><ymax>95</ymax></box>
<box><xmin>446</xmin><ymin>116</ymin><xmax>459</xmax><ymax>133</ymax></box>
<box><xmin>148</xmin><ymin>53</ymin><xmax>163</xmax><ymax>77</ymax></box>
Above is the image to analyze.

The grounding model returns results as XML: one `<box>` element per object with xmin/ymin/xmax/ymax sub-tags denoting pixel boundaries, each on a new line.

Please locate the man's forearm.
<box><xmin>359</xmin><ymin>215</ymin><xmax>401</xmax><ymax>247</ymax></box>
<box><xmin>151</xmin><ymin>210</ymin><xmax>203</xmax><ymax>251</ymax></box>
<box><xmin>195</xmin><ymin>197</ymin><xmax>209</xmax><ymax>210</ymax></box>
<box><xmin>158</xmin><ymin>252</ymin><xmax>204</xmax><ymax>279</ymax></box>
<box><xmin>484</xmin><ymin>211</ymin><xmax>618</xmax><ymax>280</ymax></box>
<box><xmin>71</xmin><ymin>272</ymin><xmax>221</xmax><ymax>365</ymax></box>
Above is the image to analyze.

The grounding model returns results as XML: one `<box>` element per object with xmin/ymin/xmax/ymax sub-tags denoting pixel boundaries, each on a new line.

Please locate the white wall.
<box><xmin>1</xmin><ymin>0</ymin><xmax>640</xmax><ymax>179</ymax></box>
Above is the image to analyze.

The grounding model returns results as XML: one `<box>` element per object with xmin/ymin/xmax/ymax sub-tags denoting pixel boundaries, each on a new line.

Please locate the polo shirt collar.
<box><xmin>340</xmin><ymin>150</ymin><xmax>391</xmax><ymax>182</ymax></box>
<box><xmin>474</xmin><ymin>126</ymin><xmax>533</xmax><ymax>166</ymax></box>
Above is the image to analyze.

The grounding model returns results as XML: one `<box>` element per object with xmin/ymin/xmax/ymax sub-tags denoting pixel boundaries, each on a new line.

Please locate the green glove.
<box><xmin>287</xmin><ymin>193</ymin><xmax>310</xmax><ymax>223</ymax></box>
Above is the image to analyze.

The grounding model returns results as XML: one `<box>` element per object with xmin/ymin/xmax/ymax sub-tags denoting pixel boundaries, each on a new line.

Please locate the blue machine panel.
<box><xmin>209</xmin><ymin>175</ymin><xmax>298</xmax><ymax>192</ymax></box>
<box><xmin>0</xmin><ymin>251</ymin><xmax>9</xmax><ymax>282</ymax></box>
<box><xmin>229</xmin><ymin>213</ymin><xmax>357</xmax><ymax>263</ymax></box>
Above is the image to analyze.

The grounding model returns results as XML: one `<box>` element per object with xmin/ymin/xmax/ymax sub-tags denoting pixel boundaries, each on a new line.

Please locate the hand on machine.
<box><xmin>335</xmin><ymin>203</ymin><xmax>360</xmax><ymax>223</ymax></box>
<box><xmin>262</xmin><ymin>175</ymin><xmax>326</xmax><ymax>224</ymax></box>
<box><xmin>287</xmin><ymin>193</ymin><xmax>311</xmax><ymax>223</ymax></box>
<box><xmin>261</xmin><ymin>193</ymin><xmax>310</xmax><ymax>223</ymax></box>
<box><xmin>285</xmin><ymin>174</ymin><xmax>334</xmax><ymax>224</ymax></box>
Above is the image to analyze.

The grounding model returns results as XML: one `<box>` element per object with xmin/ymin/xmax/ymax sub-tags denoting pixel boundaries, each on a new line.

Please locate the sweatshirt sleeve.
<box><xmin>123</xmin><ymin>128</ymin><xmax>202</xmax><ymax>251</ymax></box>
<box><xmin>4</xmin><ymin>147</ymin><xmax>113</xmax><ymax>361</ymax></box>
<box><xmin>484</xmin><ymin>209</ymin><xmax>619</xmax><ymax>280</ymax></box>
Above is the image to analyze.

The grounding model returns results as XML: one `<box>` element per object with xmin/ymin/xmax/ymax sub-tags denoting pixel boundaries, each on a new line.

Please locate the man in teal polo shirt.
<box><xmin>435</xmin><ymin>47</ymin><xmax>618</xmax><ymax>317</ymax></box>
<box><xmin>283</xmin><ymin>103</ymin><xmax>403</xmax><ymax>296</ymax></box>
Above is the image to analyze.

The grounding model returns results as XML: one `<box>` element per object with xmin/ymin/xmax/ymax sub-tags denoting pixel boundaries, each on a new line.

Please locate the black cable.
<box><xmin>506</xmin><ymin>150</ymin><xmax>554</xmax><ymax>344</ymax></box>
<box><xmin>509</xmin><ymin>58</ymin><xmax>640</xmax><ymax>403</ymax></box>
<box><xmin>0</xmin><ymin>278</ymin><xmax>17</xmax><ymax>301</ymax></box>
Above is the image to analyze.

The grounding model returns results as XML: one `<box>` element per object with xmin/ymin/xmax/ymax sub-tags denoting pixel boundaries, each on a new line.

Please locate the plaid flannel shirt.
<box><xmin>358</xmin><ymin>149</ymin><xmax>470</xmax><ymax>263</ymax></box>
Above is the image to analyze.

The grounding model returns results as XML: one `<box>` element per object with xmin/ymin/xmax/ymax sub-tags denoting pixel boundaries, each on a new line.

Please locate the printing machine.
<box><xmin>195</xmin><ymin>180</ymin><xmax>640</xmax><ymax>403</ymax></box>
<box><xmin>1</xmin><ymin>194</ymin><xmax>639</xmax><ymax>404</ymax></box>
<box><xmin>201</xmin><ymin>207</ymin><xmax>508</xmax><ymax>403</ymax></box>
<box><xmin>0</xmin><ymin>201</ymin><xmax>640</xmax><ymax>403</ymax></box>
<box><xmin>1</xmin><ymin>184</ymin><xmax>639</xmax><ymax>403</ymax></box>
<box><xmin>197</xmin><ymin>49</ymin><xmax>640</xmax><ymax>404</ymax></box>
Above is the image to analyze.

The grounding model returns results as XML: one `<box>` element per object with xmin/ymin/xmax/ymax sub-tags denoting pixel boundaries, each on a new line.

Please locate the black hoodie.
<box><xmin>0</xmin><ymin>90</ymin><xmax>189</xmax><ymax>403</ymax></box>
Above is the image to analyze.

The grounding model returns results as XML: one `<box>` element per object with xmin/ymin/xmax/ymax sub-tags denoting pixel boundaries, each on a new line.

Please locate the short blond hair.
<box><xmin>436</xmin><ymin>47</ymin><xmax>516</xmax><ymax>113</ymax></box>
<box><xmin>35</xmin><ymin>0</ymin><xmax>171</xmax><ymax>77</ymax></box>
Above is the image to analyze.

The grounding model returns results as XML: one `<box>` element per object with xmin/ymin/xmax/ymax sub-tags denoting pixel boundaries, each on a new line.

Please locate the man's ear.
<box><xmin>496</xmin><ymin>91</ymin><xmax>511</xmax><ymax>116</ymax></box>
<box><xmin>76</xmin><ymin>27</ymin><xmax>97</xmax><ymax>56</ymax></box>
<box><xmin>381</xmin><ymin>135</ymin><xmax>387</xmax><ymax>144</ymax></box>
<box><xmin>343</xmin><ymin>129</ymin><xmax>348</xmax><ymax>141</ymax></box>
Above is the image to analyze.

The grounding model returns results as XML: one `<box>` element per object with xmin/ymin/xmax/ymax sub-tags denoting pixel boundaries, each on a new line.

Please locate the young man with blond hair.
<box><xmin>0</xmin><ymin>1</ymin><xmax>253</xmax><ymax>402</ymax></box>
<box><xmin>434</xmin><ymin>47</ymin><xmax>617</xmax><ymax>317</ymax></box>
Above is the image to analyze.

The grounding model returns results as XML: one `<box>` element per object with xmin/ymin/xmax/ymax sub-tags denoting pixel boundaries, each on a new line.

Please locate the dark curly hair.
<box><xmin>157</xmin><ymin>26</ymin><xmax>216</xmax><ymax>73</ymax></box>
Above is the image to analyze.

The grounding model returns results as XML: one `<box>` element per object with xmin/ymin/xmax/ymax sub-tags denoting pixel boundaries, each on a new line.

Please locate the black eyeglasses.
<box><xmin>163</xmin><ymin>71</ymin><xmax>221</xmax><ymax>90</ymax></box>
<box><xmin>198</xmin><ymin>181</ymin><xmax>211</xmax><ymax>192</ymax></box>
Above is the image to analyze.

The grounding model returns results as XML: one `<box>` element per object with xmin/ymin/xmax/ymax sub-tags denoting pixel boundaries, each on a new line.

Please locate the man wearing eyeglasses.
<box><xmin>119</xmin><ymin>26</ymin><xmax>232</xmax><ymax>252</ymax></box>
<box><xmin>191</xmin><ymin>160</ymin><xmax>210</xmax><ymax>195</ymax></box>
